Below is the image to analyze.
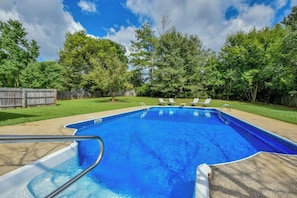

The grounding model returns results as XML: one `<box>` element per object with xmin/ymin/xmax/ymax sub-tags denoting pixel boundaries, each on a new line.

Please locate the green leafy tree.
<box><xmin>153</xmin><ymin>28</ymin><xmax>207</xmax><ymax>97</ymax></box>
<box><xmin>130</xmin><ymin>22</ymin><xmax>157</xmax><ymax>83</ymax></box>
<box><xmin>218</xmin><ymin>31</ymin><xmax>246</xmax><ymax>99</ymax></box>
<box><xmin>181</xmin><ymin>35</ymin><xmax>209</xmax><ymax>97</ymax></box>
<box><xmin>256</xmin><ymin>24</ymin><xmax>286</xmax><ymax>102</ymax></box>
<box><xmin>59</xmin><ymin>31</ymin><xmax>128</xmax><ymax>90</ymax></box>
<box><xmin>68</xmin><ymin>37</ymin><xmax>131</xmax><ymax>102</ymax></box>
<box><xmin>130</xmin><ymin>69</ymin><xmax>144</xmax><ymax>88</ymax></box>
<box><xmin>219</xmin><ymin>27</ymin><xmax>284</xmax><ymax>102</ymax></box>
<box><xmin>279</xmin><ymin>7</ymin><xmax>297</xmax><ymax>98</ymax></box>
<box><xmin>281</xmin><ymin>6</ymin><xmax>297</xmax><ymax>30</ymax></box>
<box><xmin>202</xmin><ymin>50</ymin><xmax>224</xmax><ymax>98</ymax></box>
<box><xmin>21</xmin><ymin>61</ymin><xmax>66</xmax><ymax>90</ymax></box>
<box><xmin>153</xmin><ymin>28</ymin><xmax>186</xmax><ymax>97</ymax></box>
<box><xmin>59</xmin><ymin>31</ymin><xmax>94</xmax><ymax>89</ymax></box>
<box><xmin>0</xmin><ymin>19</ymin><xmax>39</xmax><ymax>87</ymax></box>
<box><xmin>82</xmin><ymin>52</ymin><xmax>130</xmax><ymax>102</ymax></box>
<box><xmin>279</xmin><ymin>29</ymin><xmax>297</xmax><ymax>94</ymax></box>
<box><xmin>130</xmin><ymin>22</ymin><xmax>210</xmax><ymax>98</ymax></box>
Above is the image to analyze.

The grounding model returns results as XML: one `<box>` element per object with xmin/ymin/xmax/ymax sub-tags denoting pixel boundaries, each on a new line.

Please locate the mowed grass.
<box><xmin>0</xmin><ymin>97</ymin><xmax>156</xmax><ymax>126</ymax></box>
<box><xmin>0</xmin><ymin>97</ymin><xmax>296</xmax><ymax>126</ymax></box>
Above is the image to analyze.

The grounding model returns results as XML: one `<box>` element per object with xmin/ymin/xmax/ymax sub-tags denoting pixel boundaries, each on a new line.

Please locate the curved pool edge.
<box><xmin>207</xmin><ymin>152</ymin><xmax>297</xmax><ymax>197</ymax></box>
<box><xmin>0</xmin><ymin>143</ymin><xmax>78</xmax><ymax>197</ymax></box>
<box><xmin>64</xmin><ymin>107</ymin><xmax>148</xmax><ymax>134</ymax></box>
<box><xmin>195</xmin><ymin>151</ymin><xmax>297</xmax><ymax>198</ymax></box>
<box><xmin>218</xmin><ymin>109</ymin><xmax>297</xmax><ymax>149</ymax></box>
<box><xmin>209</xmin><ymin>151</ymin><xmax>297</xmax><ymax>167</ymax></box>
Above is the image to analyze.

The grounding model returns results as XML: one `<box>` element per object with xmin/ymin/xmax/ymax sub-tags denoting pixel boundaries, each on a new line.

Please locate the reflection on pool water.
<box><xmin>28</xmin><ymin>107</ymin><xmax>297</xmax><ymax>197</ymax></box>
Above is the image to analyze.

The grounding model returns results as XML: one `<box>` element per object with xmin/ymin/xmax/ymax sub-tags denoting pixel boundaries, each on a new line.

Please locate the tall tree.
<box><xmin>0</xmin><ymin>19</ymin><xmax>39</xmax><ymax>87</ymax></box>
<box><xmin>219</xmin><ymin>27</ymin><xmax>283</xmax><ymax>102</ymax></box>
<box><xmin>153</xmin><ymin>28</ymin><xmax>206</xmax><ymax>97</ymax></box>
<box><xmin>202</xmin><ymin>50</ymin><xmax>224</xmax><ymax>98</ymax></box>
<box><xmin>59</xmin><ymin>31</ymin><xmax>128</xmax><ymax>90</ymax></box>
<box><xmin>281</xmin><ymin>6</ymin><xmax>297</xmax><ymax>30</ymax></box>
<box><xmin>130</xmin><ymin>22</ymin><xmax>157</xmax><ymax>83</ymax></box>
<box><xmin>279</xmin><ymin>29</ymin><xmax>297</xmax><ymax>95</ymax></box>
<box><xmin>82</xmin><ymin>52</ymin><xmax>130</xmax><ymax>102</ymax></box>
<box><xmin>216</xmin><ymin>31</ymin><xmax>246</xmax><ymax>100</ymax></box>
<box><xmin>153</xmin><ymin>28</ymin><xmax>186</xmax><ymax>97</ymax></box>
<box><xmin>71</xmin><ymin>37</ymin><xmax>131</xmax><ymax>101</ymax></box>
<box><xmin>279</xmin><ymin>6</ymin><xmax>297</xmax><ymax>98</ymax></box>
<box><xmin>59</xmin><ymin>31</ymin><xmax>93</xmax><ymax>89</ymax></box>
<box><xmin>21</xmin><ymin>61</ymin><xmax>66</xmax><ymax>90</ymax></box>
<box><xmin>130</xmin><ymin>22</ymin><xmax>209</xmax><ymax>98</ymax></box>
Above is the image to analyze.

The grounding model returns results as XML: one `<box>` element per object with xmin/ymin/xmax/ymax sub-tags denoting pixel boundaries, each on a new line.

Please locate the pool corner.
<box><xmin>194</xmin><ymin>163</ymin><xmax>212</xmax><ymax>198</ymax></box>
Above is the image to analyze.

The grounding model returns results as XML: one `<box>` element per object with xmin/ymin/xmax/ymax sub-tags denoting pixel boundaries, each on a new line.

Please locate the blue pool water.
<box><xmin>28</xmin><ymin>107</ymin><xmax>297</xmax><ymax>197</ymax></box>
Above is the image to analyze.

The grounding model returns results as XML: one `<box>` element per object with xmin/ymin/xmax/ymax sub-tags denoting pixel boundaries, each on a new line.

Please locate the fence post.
<box><xmin>22</xmin><ymin>89</ymin><xmax>27</xmax><ymax>108</ymax></box>
<box><xmin>54</xmin><ymin>89</ymin><xmax>57</xmax><ymax>105</ymax></box>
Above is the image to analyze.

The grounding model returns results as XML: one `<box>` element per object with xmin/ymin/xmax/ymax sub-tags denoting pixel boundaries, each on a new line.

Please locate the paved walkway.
<box><xmin>0</xmin><ymin>107</ymin><xmax>296</xmax><ymax>197</ymax></box>
<box><xmin>210</xmin><ymin>109</ymin><xmax>297</xmax><ymax>198</ymax></box>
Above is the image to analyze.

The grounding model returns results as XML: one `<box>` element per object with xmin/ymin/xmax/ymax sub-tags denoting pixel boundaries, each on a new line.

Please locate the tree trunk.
<box><xmin>111</xmin><ymin>92</ymin><xmax>115</xmax><ymax>102</ymax></box>
<box><xmin>251</xmin><ymin>82</ymin><xmax>258</xmax><ymax>102</ymax></box>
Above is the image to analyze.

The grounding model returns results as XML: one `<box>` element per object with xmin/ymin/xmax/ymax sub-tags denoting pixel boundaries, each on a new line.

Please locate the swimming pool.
<box><xmin>28</xmin><ymin>107</ymin><xmax>297</xmax><ymax>197</ymax></box>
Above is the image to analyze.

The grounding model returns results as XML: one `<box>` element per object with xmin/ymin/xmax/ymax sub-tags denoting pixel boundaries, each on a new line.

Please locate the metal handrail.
<box><xmin>0</xmin><ymin>135</ymin><xmax>104</xmax><ymax>198</ymax></box>
<box><xmin>218</xmin><ymin>104</ymin><xmax>231</xmax><ymax>124</ymax></box>
<box><xmin>219</xmin><ymin>104</ymin><xmax>231</xmax><ymax>112</ymax></box>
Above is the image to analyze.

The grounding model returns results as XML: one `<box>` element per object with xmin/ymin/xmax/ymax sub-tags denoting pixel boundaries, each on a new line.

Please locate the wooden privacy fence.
<box><xmin>0</xmin><ymin>88</ymin><xmax>57</xmax><ymax>109</ymax></box>
<box><xmin>57</xmin><ymin>89</ymin><xmax>102</xmax><ymax>100</ymax></box>
<box><xmin>57</xmin><ymin>89</ymin><xmax>136</xmax><ymax>100</ymax></box>
<box><xmin>281</xmin><ymin>94</ymin><xmax>297</xmax><ymax>107</ymax></box>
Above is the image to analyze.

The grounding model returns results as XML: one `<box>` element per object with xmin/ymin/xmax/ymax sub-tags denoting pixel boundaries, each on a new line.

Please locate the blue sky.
<box><xmin>0</xmin><ymin>0</ymin><xmax>296</xmax><ymax>61</ymax></box>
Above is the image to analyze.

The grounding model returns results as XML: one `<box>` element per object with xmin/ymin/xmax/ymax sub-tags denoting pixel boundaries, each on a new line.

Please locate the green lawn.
<box><xmin>0</xmin><ymin>97</ymin><xmax>296</xmax><ymax>126</ymax></box>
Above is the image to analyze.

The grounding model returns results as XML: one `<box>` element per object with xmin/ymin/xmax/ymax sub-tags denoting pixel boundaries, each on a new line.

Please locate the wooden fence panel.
<box><xmin>57</xmin><ymin>89</ymin><xmax>136</xmax><ymax>100</ymax></box>
<box><xmin>0</xmin><ymin>88</ymin><xmax>23</xmax><ymax>108</ymax></box>
<box><xmin>57</xmin><ymin>89</ymin><xmax>97</xmax><ymax>100</ymax></box>
<box><xmin>25</xmin><ymin>89</ymin><xmax>56</xmax><ymax>107</ymax></box>
<box><xmin>281</xmin><ymin>94</ymin><xmax>297</xmax><ymax>107</ymax></box>
<box><xmin>0</xmin><ymin>88</ymin><xmax>56</xmax><ymax>109</ymax></box>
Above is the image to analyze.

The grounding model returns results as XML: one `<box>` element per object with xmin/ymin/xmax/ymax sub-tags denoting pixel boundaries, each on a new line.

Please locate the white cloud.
<box><xmin>104</xmin><ymin>26</ymin><xmax>137</xmax><ymax>56</ymax></box>
<box><xmin>239</xmin><ymin>4</ymin><xmax>275</xmax><ymax>27</ymax></box>
<box><xmin>78</xmin><ymin>0</ymin><xmax>97</xmax><ymax>13</ymax></box>
<box><xmin>109</xmin><ymin>27</ymin><xmax>116</xmax><ymax>34</ymax></box>
<box><xmin>291</xmin><ymin>0</ymin><xmax>297</xmax><ymax>6</ymax></box>
<box><xmin>0</xmin><ymin>0</ymin><xmax>15</xmax><ymax>10</ymax></box>
<box><xmin>125</xmin><ymin>0</ymin><xmax>278</xmax><ymax>51</ymax></box>
<box><xmin>0</xmin><ymin>0</ymin><xmax>84</xmax><ymax>60</ymax></box>
<box><xmin>275</xmin><ymin>0</ymin><xmax>288</xmax><ymax>9</ymax></box>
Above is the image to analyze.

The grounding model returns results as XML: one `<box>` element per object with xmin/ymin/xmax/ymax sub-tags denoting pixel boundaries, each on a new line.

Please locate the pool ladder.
<box><xmin>219</xmin><ymin>104</ymin><xmax>231</xmax><ymax>112</ymax></box>
<box><xmin>139</xmin><ymin>102</ymin><xmax>146</xmax><ymax>107</ymax></box>
<box><xmin>0</xmin><ymin>135</ymin><xmax>104</xmax><ymax>198</ymax></box>
<box><xmin>218</xmin><ymin>104</ymin><xmax>231</xmax><ymax>124</ymax></box>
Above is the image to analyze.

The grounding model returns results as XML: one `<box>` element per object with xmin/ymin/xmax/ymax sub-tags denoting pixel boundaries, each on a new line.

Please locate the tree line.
<box><xmin>130</xmin><ymin>8</ymin><xmax>297</xmax><ymax>104</ymax></box>
<box><xmin>0</xmin><ymin>7</ymin><xmax>296</xmax><ymax>105</ymax></box>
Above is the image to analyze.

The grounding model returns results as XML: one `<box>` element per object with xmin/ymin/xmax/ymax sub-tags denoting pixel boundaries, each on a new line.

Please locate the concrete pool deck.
<box><xmin>210</xmin><ymin>109</ymin><xmax>297</xmax><ymax>198</ymax></box>
<box><xmin>0</xmin><ymin>107</ymin><xmax>296</xmax><ymax>197</ymax></box>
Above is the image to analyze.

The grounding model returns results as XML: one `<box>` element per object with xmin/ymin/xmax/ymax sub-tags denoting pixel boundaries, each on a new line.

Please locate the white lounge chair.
<box><xmin>158</xmin><ymin>98</ymin><xmax>168</xmax><ymax>105</ymax></box>
<box><xmin>199</xmin><ymin>98</ymin><xmax>211</xmax><ymax>106</ymax></box>
<box><xmin>169</xmin><ymin>98</ymin><xmax>176</xmax><ymax>105</ymax></box>
<box><xmin>189</xmin><ymin>98</ymin><xmax>199</xmax><ymax>106</ymax></box>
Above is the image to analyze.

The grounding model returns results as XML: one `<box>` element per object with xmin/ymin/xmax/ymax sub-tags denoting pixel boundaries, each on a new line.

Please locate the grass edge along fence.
<box><xmin>0</xmin><ymin>88</ymin><xmax>57</xmax><ymax>109</ymax></box>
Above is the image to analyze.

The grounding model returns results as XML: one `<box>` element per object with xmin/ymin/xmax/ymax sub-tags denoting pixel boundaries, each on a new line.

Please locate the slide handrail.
<box><xmin>0</xmin><ymin>135</ymin><xmax>104</xmax><ymax>198</ymax></box>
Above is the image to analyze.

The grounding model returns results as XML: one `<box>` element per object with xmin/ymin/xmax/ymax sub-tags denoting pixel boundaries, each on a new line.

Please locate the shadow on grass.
<box><xmin>94</xmin><ymin>97</ymin><xmax>129</xmax><ymax>103</ymax></box>
<box><xmin>0</xmin><ymin>112</ymin><xmax>37</xmax><ymax>122</ymax></box>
